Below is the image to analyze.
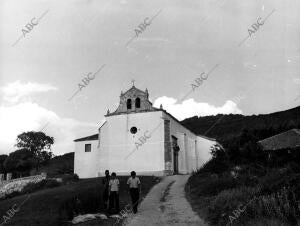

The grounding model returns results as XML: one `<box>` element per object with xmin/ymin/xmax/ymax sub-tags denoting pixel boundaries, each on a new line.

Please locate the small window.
<box><xmin>85</xmin><ymin>144</ymin><xmax>91</xmax><ymax>152</ymax></box>
<box><xmin>135</xmin><ymin>98</ymin><xmax>141</xmax><ymax>108</ymax></box>
<box><xmin>130</xmin><ymin>127</ymin><xmax>137</xmax><ymax>134</ymax></box>
<box><xmin>127</xmin><ymin>99</ymin><xmax>132</xmax><ymax>109</ymax></box>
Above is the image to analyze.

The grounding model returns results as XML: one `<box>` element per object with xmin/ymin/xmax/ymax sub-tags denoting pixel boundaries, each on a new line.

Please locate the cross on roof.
<box><xmin>131</xmin><ymin>79</ymin><xmax>135</xmax><ymax>87</ymax></box>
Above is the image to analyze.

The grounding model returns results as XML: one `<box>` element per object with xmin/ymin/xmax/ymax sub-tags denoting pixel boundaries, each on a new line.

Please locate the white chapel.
<box><xmin>74</xmin><ymin>85</ymin><xmax>217</xmax><ymax>178</ymax></box>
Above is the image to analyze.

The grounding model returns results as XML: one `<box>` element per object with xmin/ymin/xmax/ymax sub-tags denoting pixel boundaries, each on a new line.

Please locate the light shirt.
<box><xmin>109</xmin><ymin>178</ymin><xmax>119</xmax><ymax>192</ymax></box>
<box><xmin>127</xmin><ymin>177</ymin><xmax>141</xmax><ymax>188</ymax></box>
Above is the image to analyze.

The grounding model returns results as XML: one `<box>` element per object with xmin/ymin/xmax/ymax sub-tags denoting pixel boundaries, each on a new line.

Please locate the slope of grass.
<box><xmin>0</xmin><ymin>176</ymin><xmax>160</xmax><ymax>226</ymax></box>
<box><xmin>186</xmin><ymin>167</ymin><xmax>300</xmax><ymax>226</ymax></box>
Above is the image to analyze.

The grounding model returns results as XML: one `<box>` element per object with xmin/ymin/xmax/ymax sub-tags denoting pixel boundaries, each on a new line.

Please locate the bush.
<box><xmin>208</xmin><ymin>186</ymin><xmax>300</xmax><ymax>226</ymax></box>
<box><xmin>208</xmin><ymin>186</ymin><xmax>257</xmax><ymax>225</ymax></box>
<box><xmin>22</xmin><ymin>180</ymin><xmax>47</xmax><ymax>193</ymax></box>
<box><xmin>73</xmin><ymin>173</ymin><xmax>79</xmax><ymax>181</ymax></box>
<box><xmin>59</xmin><ymin>184</ymin><xmax>102</xmax><ymax>221</ymax></box>
<box><xmin>258</xmin><ymin>167</ymin><xmax>297</xmax><ymax>194</ymax></box>
<box><xmin>196</xmin><ymin>157</ymin><xmax>230</xmax><ymax>175</ymax></box>
<box><xmin>243</xmin><ymin>217</ymin><xmax>291</xmax><ymax>226</ymax></box>
<box><xmin>190</xmin><ymin>173</ymin><xmax>238</xmax><ymax>197</ymax></box>
<box><xmin>233</xmin><ymin>164</ymin><xmax>265</xmax><ymax>187</ymax></box>
<box><xmin>5</xmin><ymin>191</ymin><xmax>22</xmax><ymax>199</ymax></box>
<box><xmin>44</xmin><ymin>179</ymin><xmax>61</xmax><ymax>188</ymax></box>
<box><xmin>60</xmin><ymin>173</ymin><xmax>80</xmax><ymax>183</ymax></box>
<box><xmin>245</xmin><ymin>187</ymin><xmax>300</xmax><ymax>226</ymax></box>
<box><xmin>22</xmin><ymin>179</ymin><xmax>60</xmax><ymax>194</ymax></box>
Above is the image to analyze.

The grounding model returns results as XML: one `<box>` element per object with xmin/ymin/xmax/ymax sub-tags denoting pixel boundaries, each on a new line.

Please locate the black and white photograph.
<box><xmin>0</xmin><ymin>0</ymin><xmax>300</xmax><ymax>225</ymax></box>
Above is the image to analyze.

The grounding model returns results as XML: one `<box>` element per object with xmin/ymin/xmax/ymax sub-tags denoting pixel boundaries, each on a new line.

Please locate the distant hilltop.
<box><xmin>181</xmin><ymin>106</ymin><xmax>300</xmax><ymax>144</ymax></box>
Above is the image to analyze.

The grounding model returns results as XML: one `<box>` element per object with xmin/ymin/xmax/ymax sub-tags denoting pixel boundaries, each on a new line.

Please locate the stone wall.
<box><xmin>164</xmin><ymin>119</ymin><xmax>173</xmax><ymax>175</ymax></box>
<box><xmin>0</xmin><ymin>173</ymin><xmax>47</xmax><ymax>199</ymax></box>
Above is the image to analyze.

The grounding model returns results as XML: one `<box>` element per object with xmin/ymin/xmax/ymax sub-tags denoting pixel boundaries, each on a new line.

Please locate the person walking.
<box><xmin>108</xmin><ymin>172</ymin><xmax>120</xmax><ymax>213</ymax></box>
<box><xmin>102</xmin><ymin>170</ymin><xmax>110</xmax><ymax>210</ymax></box>
<box><xmin>127</xmin><ymin>171</ymin><xmax>141</xmax><ymax>214</ymax></box>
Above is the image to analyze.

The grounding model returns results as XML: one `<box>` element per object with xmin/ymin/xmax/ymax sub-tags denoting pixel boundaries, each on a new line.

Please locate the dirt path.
<box><xmin>123</xmin><ymin>175</ymin><xmax>207</xmax><ymax>226</ymax></box>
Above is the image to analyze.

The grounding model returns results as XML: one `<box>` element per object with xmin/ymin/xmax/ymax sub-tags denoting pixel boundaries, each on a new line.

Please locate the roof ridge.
<box><xmin>259</xmin><ymin>128</ymin><xmax>299</xmax><ymax>142</ymax></box>
<box><xmin>294</xmin><ymin>128</ymin><xmax>300</xmax><ymax>135</ymax></box>
<box><xmin>74</xmin><ymin>133</ymin><xmax>98</xmax><ymax>142</ymax></box>
<box><xmin>122</xmin><ymin>86</ymin><xmax>145</xmax><ymax>96</ymax></box>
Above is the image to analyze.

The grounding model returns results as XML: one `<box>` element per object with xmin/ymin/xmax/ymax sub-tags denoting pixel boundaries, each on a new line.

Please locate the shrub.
<box><xmin>73</xmin><ymin>173</ymin><xmax>79</xmax><ymax>180</ymax></box>
<box><xmin>60</xmin><ymin>173</ymin><xmax>80</xmax><ymax>183</ymax></box>
<box><xmin>22</xmin><ymin>180</ymin><xmax>47</xmax><ymax>193</ymax></box>
<box><xmin>187</xmin><ymin>174</ymin><xmax>237</xmax><ymax>196</ymax></box>
<box><xmin>5</xmin><ymin>191</ymin><xmax>22</xmax><ymax>199</ymax></box>
<box><xmin>208</xmin><ymin>186</ymin><xmax>257</xmax><ymax>225</ymax></box>
<box><xmin>245</xmin><ymin>187</ymin><xmax>300</xmax><ymax>226</ymax></box>
<box><xmin>215</xmin><ymin>187</ymin><xmax>300</xmax><ymax>226</ymax></box>
<box><xmin>59</xmin><ymin>187</ymin><xmax>102</xmax><ymax>221</ymax></box>
<box><xmin>258</xmin><ymin>167</ymin><xmax>297</xmax><ymax>194</ymax></box>
<box><xmin>22</xmin><ymin>179</ymin><xmax>60</xmax><ymax>193</ymax></box>
<box><xmin>243</xmin><ymin>217</ymin><xmax>291</xmax><ymax>226</ymax></box>
<box><xmin>234</xmin><ymin>164</ymin><xmax>265</xmax><ymax>187</ymax></box>
<box><xmin>44</xmin><ymin>179</ymin><xmax>61</xmax><ymax>188</ymax></box>
<box><xmin>197</xmin><ymin>157</ymin><xmax>230</xmax><ymax>175</ymax></box>
<box><xmin>286</xmin><ymin>161</ymin><xmax>300</xmax><ymax>174</ymax></box>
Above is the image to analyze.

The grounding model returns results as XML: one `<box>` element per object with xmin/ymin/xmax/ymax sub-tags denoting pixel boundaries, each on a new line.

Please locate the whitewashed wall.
<box><xmin>74</xmin><ymin>110</ymin><xmax>216</xmax><ymax>178</ymax></box>
<box><xmin>163</xmin><ymin>111</ymin><xmax>215</xmax><ymax>174</ymax></box>
<box><xmin>98</xmin><ymin>111</ymin><xmax>165</xmax><ymax>176</ymax></box>
<box><xmin>196</xmin><ymin>135</ymin><xmax>215</xmax><ymax>167</ymax></box>
<box><xmin>74</xmin><ymin>140</ymin><xmax>99</xmax><ymax>178</ymax></box>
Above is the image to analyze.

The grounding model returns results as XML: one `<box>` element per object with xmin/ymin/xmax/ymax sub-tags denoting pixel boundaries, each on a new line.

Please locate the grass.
<box><xmin>0</xmin><ymin>176</ymin><xmax>160</xmax><ymax>226</ymax></box>
<box><xmin>185</xmin><ymin>165</ymin><xmax>300</xmax><ymax>226</ymax></box>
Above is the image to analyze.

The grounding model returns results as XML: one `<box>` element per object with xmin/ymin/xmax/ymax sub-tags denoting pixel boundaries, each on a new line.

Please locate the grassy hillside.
<box><xmin>186</xmin><ymin>168</ymin><xmax>300</xmax><ymax>226</ymax></box>
<box><xmin>181</xmin><ymin>106</ymin><xmax>300</xmax><ymax>143</ymax></box>
<box><xmin>184</xmin><ymin>106</ymin><xmax>300</xmax><ymax>226</ymax></box>
<box><xmin>0</xmin><ymin>176</ymin><xmax>160</xmax><ymax>226</ymax></box>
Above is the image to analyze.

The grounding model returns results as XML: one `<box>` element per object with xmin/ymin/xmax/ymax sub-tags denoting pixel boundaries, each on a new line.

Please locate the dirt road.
<box><xmin>123</xmin><ymin>175</ymin><xmax>207</xmax><ymax>226</ymax></box>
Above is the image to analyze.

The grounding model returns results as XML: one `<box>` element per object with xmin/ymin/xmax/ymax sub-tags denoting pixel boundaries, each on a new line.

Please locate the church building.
<box><xmin>74</xmin><ymin>85</ymin><xmax>217</xmax><ymax>178</ymax></box>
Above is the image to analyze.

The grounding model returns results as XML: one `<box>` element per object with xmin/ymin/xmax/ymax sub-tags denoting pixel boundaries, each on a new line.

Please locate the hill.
<box><xmin>181</xmin><ymin>106</ymin><xmax>300</xmax><ymax>144</ymax></box>
<box><xmin>34</xmin><ymin>152</ymin><xmax>74</xmax><ymax>176</ymax></box>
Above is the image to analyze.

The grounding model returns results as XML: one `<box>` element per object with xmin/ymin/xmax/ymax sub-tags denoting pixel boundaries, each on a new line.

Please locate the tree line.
<box><xmin>0</xmin><ymin>131</ymin><xmax>54</xmax><ymax>178</ymax></box>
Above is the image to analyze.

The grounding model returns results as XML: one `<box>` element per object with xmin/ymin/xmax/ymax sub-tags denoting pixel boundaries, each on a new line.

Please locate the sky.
<box><xmin>0</xmin><ymin>0</ymin><xmax>300</xmax><ymax>156</ymax></box>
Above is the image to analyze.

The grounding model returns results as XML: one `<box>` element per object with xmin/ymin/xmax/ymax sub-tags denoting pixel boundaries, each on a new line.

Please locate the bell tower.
<box><xmin>106</xmin><ymin>84</ymin><xmax>157</xmax><ymax>116</ymax></box>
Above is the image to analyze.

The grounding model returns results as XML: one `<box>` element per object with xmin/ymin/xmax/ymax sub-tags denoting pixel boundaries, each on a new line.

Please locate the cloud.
<box><xmin>0</xmin><ymin>102</ymin><xmax>96</xmax><ymax>155</ymax></box>
<box><xmin>136</xmin><ymin>37</ymin><xmax>169</xmax><ymax>43</ymax></box>
<box><xmin>153</xmin><ymin>96</ymin><xmax>243</xmax><ymax>121</ymax></box>
<box><xmin>294</xmin><ymin>78</ymin><xmax>300</xmax><ymax>84</ymax></box>
<box><xmin>1</xmin><ymin>80</ymin><xmax>57</xmax><ymax>103</ymax></box>
<box><xmin>0</xmin><ymin>81</ymin><xmax>97</xmax><ymax>156</ymax></box>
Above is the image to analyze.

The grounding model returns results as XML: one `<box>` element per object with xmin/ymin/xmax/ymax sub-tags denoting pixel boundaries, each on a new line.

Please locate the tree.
<box><xmin>4</xmin><ymin>149</ymin><xmax>35</xmax><ymax>177</ymax></box>
<box><xmin>240</xmin><ymin>140</ymin><xmax>266</xmax><ymax>164</ymax></box>
<box><xmin>239</xmin><ymin>129</ymin><xmax>258</xmax><ymax>147</ymax></box>
<box><xmin>16</xmin><ymin>131</ymin><xmax>54</xmax><ymax>170</ymax></box>
<box><xmin>209</xmin><ymin>143</ymin><xmax>230</xmax><ymax>174</ymax></box>
<box><xmin>0</xmin><ymin>155</ymin><xmax>8</xmax><ymax>174</ymax></box>
<box><xmin>210</xmin><ymin>143</ymin><xmax>226</xmax><ymax>159</ymax></box>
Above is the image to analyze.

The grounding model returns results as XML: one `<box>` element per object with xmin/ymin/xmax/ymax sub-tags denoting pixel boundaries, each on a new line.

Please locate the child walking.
<box><xmin>108</xmin><ymin>172</ymin><xmax>120</xmax><ymax>213</ymax></box>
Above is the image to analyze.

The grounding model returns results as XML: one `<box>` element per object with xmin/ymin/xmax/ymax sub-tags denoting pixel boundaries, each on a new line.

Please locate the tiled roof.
<box><xmin>258</xmin><ymin>129</ymin><xmax>300</xmax><ymax>150</ymax></box>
